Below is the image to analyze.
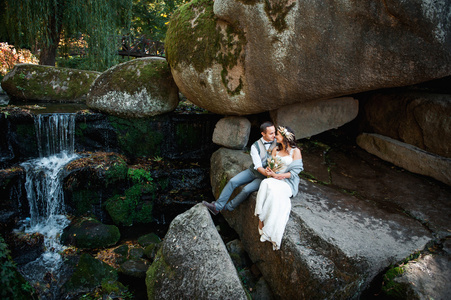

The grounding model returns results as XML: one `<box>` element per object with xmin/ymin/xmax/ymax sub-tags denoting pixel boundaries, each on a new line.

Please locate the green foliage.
<box><xmin>3</xmin><ymin>0</ymin><xmax>132</xmax><ymax>70</ymax></box>
<box><xmin>105</xmin><ymin>167</ymin><xmax>155</xmax><ymax>226</ymax></box>
<box><xmin>131</xmin><ymin>0</ymin><xmax>187</xmax><ymax>42</ymax></box>
<box><xmin>128</xmin><ymin>167</ymin><xmax>153</xmax><ymax>185</ymax></box>
<box><xmin>0</xmin><ymin>235</ymin><xmax>35</xmax><ymax>300</ymax></box>
<box><xmin>108</xmin><ymin>116</ymin><xmax>164</xmax><ymax>158</ymax></box>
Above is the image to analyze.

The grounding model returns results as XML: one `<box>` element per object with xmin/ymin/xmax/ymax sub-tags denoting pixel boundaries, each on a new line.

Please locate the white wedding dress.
<box><xmin>255</xmin><ymin>150</ymin><xmax>293</xmax><ymax>250</ymax></box>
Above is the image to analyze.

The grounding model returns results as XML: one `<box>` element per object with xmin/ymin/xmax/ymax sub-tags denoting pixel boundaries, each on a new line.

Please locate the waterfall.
<box><xmin>18</xmin><ymin>113</ymin><xmax>79</xmax><ymax>298</ymax></box>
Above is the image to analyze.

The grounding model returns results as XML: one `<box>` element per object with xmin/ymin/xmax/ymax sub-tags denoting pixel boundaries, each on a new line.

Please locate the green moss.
<box><xmin>381</xmin><ymin>252</ymin><xmax>422</xmax><ymax>299</ymax></box>
<box><xmin>138</xmin><ymin>233</ymin><xmax>161</xmax><ymax>247</ymax></box>
<box><xmin>165</xmin><ymin>0</ymin><xmax>246</xmax><ymax>95</ymax></box>
<box><xmin>15</xmin><ymin>123</ymin><xmax>36</xmax><ymax>141</ymax></box>
<box><xmin>237</xmin><ymin>0</ymin><xmax>257</xmax><ymax>4</ymax></box>
<box><xmin>71</xmin><ymin>189</ymin><xmax>99</xmax><ymax>215</ymax></box>
<box><xmin>105</xmin><ymin>158</ymin><xmax>128</xmax><ymax>186</ymax></box>
<box><xmin>217</xmin><ymin>173</ymin><xmax>229</xmax><ymax>198</ymax></box>
<box><xmin>105</xmin><ymin>168</ymin><xmax>155</xmax><ymax>226</ymax></box>
<box><xmin>108</xmin><ymin>116</ymin><xmax>164</xmax><ymax>158</ymax></box>
<box><xmin>64</xmin><ymin>253</ymin><xmax>118</xmax><ymax>292</ymax></box>
<box><xmin>264</xmin><ymin>0</ymin><xmax>296</xmax><ymax>32</ymax></box>
<box><xmin>105</xmin><ymin>59</ymin><xmax>172</xmax><ymax>96</ymax></box>
<box><xmin>146</xmin><ymin>247</ymin><xmax>176</xmax><ymax>300</ymax></box>
<box><xmin>6</xmin><ymin>65</ymin><xmax>99</xmax><ymax>100</ymax></box>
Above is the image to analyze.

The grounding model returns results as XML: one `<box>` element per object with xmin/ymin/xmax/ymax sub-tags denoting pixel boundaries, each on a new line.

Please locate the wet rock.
<box><xmin>63</xmin><ymin>253</ymin><xmax>119</xmax><ymax>296</ymax></box>
<box><xmin>138</xmin><ymin>233</ymin><xmax>161</xmax><ymax>247</ymax></box>
<box><xmin>1</xmin><ymin>64</ymin><xmax>100</xmax><ymax>102</ymax></box>
<box><xmin>87</xmin><ymin>57</ymin><xmax>179</xmax><ymax>118</ymax></box>
<box><xmin>9</xmin><ymin>231</ymin><xmax>45</xmax><ymax>265</ymax></box>
<box><xmin>129</xmin><ymin>247</ymin><xmax>145</xmax><ymax>259</ymax></box>
<box><xmin>212</xmin><ymin>116</ymin><xmax>251</xmax><ymax>150</ymax></box>
<box><xmin>226</xmin><ymin>239</ymin><xmax>250</xmax><ymax>269</ymax></box>
<box><xmin>166</xmin><ymin>0</ymin><xmax>451</xmax><ymax>115</ymax></box>
<box><xmin>61</xmin><ymin>217</ymin><xmax>120</xmax><ymax>249</ymax></box>
<box><xmin>357</xmin><ymin>133</ymin><xmax>451</xmax><ymax>186</ymax></box>
<box><xmin>0</xmin><ymin>235</ymin><xmax>34</xmax><ymax>299</ymax></box>
<box><xmin>0</xmin><ymin>166</ymin><xmax>27</xmax><ymax>235</ymax></box>
<box><xmin>362</xmin><ymin>91</ymin><xmax>451</xmax><ymax>158</ymax></box>
<box><xmin>119</xmin><ymin>258</ymin><xmax>149</xmax><ymax>278</ymax></box>
<box><xmin>145</xmin><ymin>203</ymin><xmax>247</xmax><ymax>299</ymax></box>
<box><xmin>144</xmin><ymin>243</ymin><xmax>161</xmax><ymax>262</ymax></box>
<box><xmin>252</xmin><ymin>277</ymin><xmax>274</xmax><ymax>300</ymax></box>
<box><xmin>270</xmin><ymin>97</ymin><xmax>359</xmax><ymax>139</ymax></box>
<box><xmin>139</xmin><ymin>233</ymin><xmax>162</xmax><ymax>261</ymax></box>
<box><xmin>383</xmin><ymin>241</ymin><xmax>451</xmax><ymax>299</ymax></box>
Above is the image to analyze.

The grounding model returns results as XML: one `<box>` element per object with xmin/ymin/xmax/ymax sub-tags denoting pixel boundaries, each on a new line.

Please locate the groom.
<box><xmin>203</xmin><ymin>121</ymin><xmax>276</xmax><ymax>215</ymax></box>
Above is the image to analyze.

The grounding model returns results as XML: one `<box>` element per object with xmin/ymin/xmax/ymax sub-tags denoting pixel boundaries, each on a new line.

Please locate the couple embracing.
<box><xmin>202</xmin><ymin>122</ymin><xmax>303</xmax><ymax>250</ymax></box>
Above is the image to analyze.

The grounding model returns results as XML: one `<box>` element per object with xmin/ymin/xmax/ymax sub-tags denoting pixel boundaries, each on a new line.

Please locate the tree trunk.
<box><xmin>39</xmin><ymin>43</ymin><xmax>58</xmax><ymax>66</ymax></box>
<box><xmin>38</xmin><ymin>3</ymin><xmax>63</xmax><ymax>66</ymax></box>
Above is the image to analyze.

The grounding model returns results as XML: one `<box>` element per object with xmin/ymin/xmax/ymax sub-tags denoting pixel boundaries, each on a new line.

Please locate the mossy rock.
<box><xmin>1</xmin><ymin>64</ymin><xmax>100</xmax><ymax>102</ymax></box>
<box><xmin>63</xmin><ymin>253</ymin><xmax>118</xmax><ymax>294</ymax></box>
<box><xmin>144</xmin><ymin>243</ymin><xmax>161</xmax><ymax>261</ymax></box>
<box><xmin>119</xmin><ymin>258</ymin><xmax>149</xmax><ymax>278</ymax></box>
<box><xmin>129</xmin><ymin>247</ymin><xmax>145</xmax><ymax>259</ymax></box>
<box><xmin>138</xmin><ymin>233</ymin><xmax>161</xmax><ymax>247</ymax></box>
<box><xmin>86</xmin><ymin>57</ymin><xmax>179</xmax><ymax>118</ymax></box>
<box><xmin>61</xmin><ymin>217</ymin><xmax>120</xmax><ymax>249</ymax></box>
<box><xmin>105</xmin><ymin>184</ymin><xmax>154</xmax><ymax>227</ymax></box>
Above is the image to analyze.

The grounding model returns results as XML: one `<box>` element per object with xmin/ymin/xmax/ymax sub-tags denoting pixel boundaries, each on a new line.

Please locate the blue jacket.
<box><xmin>284</xmin><ymin>159</ymin><xmax>304</xmax><ymax>197</ymax></box>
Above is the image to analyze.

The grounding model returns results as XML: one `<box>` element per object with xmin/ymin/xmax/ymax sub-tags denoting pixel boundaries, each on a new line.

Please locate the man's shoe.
<box><xmin>202</xmin><ymin>201</ymin><xmax>219</xmax><ymax>215</ymax></box>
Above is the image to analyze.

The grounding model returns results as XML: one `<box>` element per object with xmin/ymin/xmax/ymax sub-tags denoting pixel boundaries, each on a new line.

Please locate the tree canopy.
<box><xmin>2</xmin><ymin>0</ymin><xmax>133</xmax><ymax>71</ymax></box>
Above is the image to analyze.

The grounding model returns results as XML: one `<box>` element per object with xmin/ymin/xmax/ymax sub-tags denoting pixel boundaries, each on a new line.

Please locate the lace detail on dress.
<box><xmin>275</xmin><ymin>149</ymin><xmax>294</xmax><ymax>173</ymax></box>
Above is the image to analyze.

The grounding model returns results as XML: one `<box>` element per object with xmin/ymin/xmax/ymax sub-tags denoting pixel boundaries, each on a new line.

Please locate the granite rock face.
<box><xmin>145</xmin><ymin>203</ymin><xmax>247</xmax><ymax>300</ymax></box>
<box><xmin>210</xmin><ymin>147</ymin><xmax>442</xmax><ymax>299</ymax></box>
<box><xmin>356</xmin><ymin>133</ymin><xmax>451</xmax><ymax>186</ymax></box>
<box><xmin>270</xmin><ymin>97</ymin><xmax>359</xmax><ymax>139</ymax></box>
<box><xmin>362</xmin><ymin>92</ymin><xmax>451</xmax><ymax>158</ymax></box>
<box><xmin>87</xmin><ymin>57</ymin><xmax>179</xmax><ymax>118</ymax></box>
<box><xmin>212</xmin><ymin>116</ymin><xmax>251</xmax><ymax>149</ymax></box>
<box><xmin>165</xmin><ymin>0</ymin><xmax>451</xmax><ymax>115</ymax></box>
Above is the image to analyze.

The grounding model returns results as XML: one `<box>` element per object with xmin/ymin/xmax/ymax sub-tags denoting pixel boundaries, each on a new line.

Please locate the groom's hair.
<box><xmin>260</xmin><ymin>121</ymin><xmax>274</xmax><ymax>133</ymax></box>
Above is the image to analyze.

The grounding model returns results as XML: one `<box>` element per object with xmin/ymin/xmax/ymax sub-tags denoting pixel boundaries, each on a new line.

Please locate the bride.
<box><xmin>254</xmin><ymin>126</ymin><xmax>303</xmax><ymax>250</ymax></box>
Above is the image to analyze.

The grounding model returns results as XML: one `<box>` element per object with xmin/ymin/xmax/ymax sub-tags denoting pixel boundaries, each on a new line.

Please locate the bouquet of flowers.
<box><xmin>267</xmin><ymin>156</ymin><xmax>283</xmax><ymax>173</ymax></box>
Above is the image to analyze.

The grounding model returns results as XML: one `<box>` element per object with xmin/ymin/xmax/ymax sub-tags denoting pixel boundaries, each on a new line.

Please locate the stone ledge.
<box><xmin>356</xmin><ymin>133</ymin><xmax>451</xmax><ymax>186</ymax></box>
<box><xmin>211</xmin><ymin>147</ymin><xmax>434</xmax><ymax>299</ymax></box>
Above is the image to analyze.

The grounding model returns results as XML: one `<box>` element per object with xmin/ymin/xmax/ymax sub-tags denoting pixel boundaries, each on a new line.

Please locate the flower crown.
<box><xmin>277</xmin><ymin>126</ymin><xmax>295</xmax><ymax>142</ymax></box>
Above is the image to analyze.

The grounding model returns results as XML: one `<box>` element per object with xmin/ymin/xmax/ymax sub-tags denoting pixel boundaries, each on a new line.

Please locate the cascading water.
<box><xmin>17</xmin><ymin>113</ymin><xmax>79</xmax><ymax>298</ymax></box>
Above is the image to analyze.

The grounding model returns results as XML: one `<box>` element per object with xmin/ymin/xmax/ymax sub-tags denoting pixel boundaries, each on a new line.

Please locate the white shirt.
<box><xmin>250</xmin><ymin>138</ymin><xmax>274</xmax><ymax>170</ymax></box>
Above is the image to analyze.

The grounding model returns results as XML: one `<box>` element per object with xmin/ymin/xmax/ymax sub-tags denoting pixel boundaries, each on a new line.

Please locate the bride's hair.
<box><xmin>277</xmin><ymin>126</ymin><xmax>297</xmax><ymax>151</ymax></box>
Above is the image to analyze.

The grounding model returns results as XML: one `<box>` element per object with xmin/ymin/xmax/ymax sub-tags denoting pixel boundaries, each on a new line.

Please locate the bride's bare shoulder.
<box><xmin>292</xmin><ymin>147</ymin><xmax>302</xmax><ymax>159</ymax></box>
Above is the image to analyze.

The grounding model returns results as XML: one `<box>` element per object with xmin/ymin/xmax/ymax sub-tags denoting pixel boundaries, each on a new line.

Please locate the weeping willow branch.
<box><xmin>4</xmin><ymin>0</ymin><xmax>132</xmax><ymax>71</ymax></box>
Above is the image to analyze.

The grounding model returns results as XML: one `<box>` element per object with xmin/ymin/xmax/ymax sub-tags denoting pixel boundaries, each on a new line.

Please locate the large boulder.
<box><xmin>165</xmin><ymin>0</ymin><xmax>451</xmax><ymax>115</ymax></box>
<box><xmin>61</xmin><ymin>217</ymin><xmax>120</xmax><ymax>249</ymax></box>
<box><xmin>86</xmin><ymin>57</ymin><xmax>179</xmax><ymax>118</ymax></box>
<box><xmin>356</xmin><ymin>133</ymin><xmax>451</xmax><ymax>186</ymax></box>
<box><xmin>145</xmin><ymin>203</ymin><xmax>247</xmax><ymax>300</ymax></box>
<box><xmin>210</xmin><ymin>147</ymin><xmax>445</xmax><ymax>299</ymax></box>
<box><xmin>212</xmin><ymin>116</ymin><xmax>251</xmax><ymax>149</ymax></box>
<box><xmin>362</xmin><ymin>91</ymin><xmax>451</xmax><ymax>158</ymax></box>
<box><xmin>1</xmin><ymin>64</ymin><xmax>100</xmax><ymax>102</ymax></box>
<box><xmin>270</xmin><ymin>97</ymin><xmax>359</xmax><ymax>139</ymax></box>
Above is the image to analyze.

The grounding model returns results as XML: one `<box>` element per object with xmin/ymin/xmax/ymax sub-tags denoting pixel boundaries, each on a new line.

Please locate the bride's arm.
<box><xmin>292</xmin><ymin>148</ymin><xmax>302</xmax><ymax>160</ymax></box>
